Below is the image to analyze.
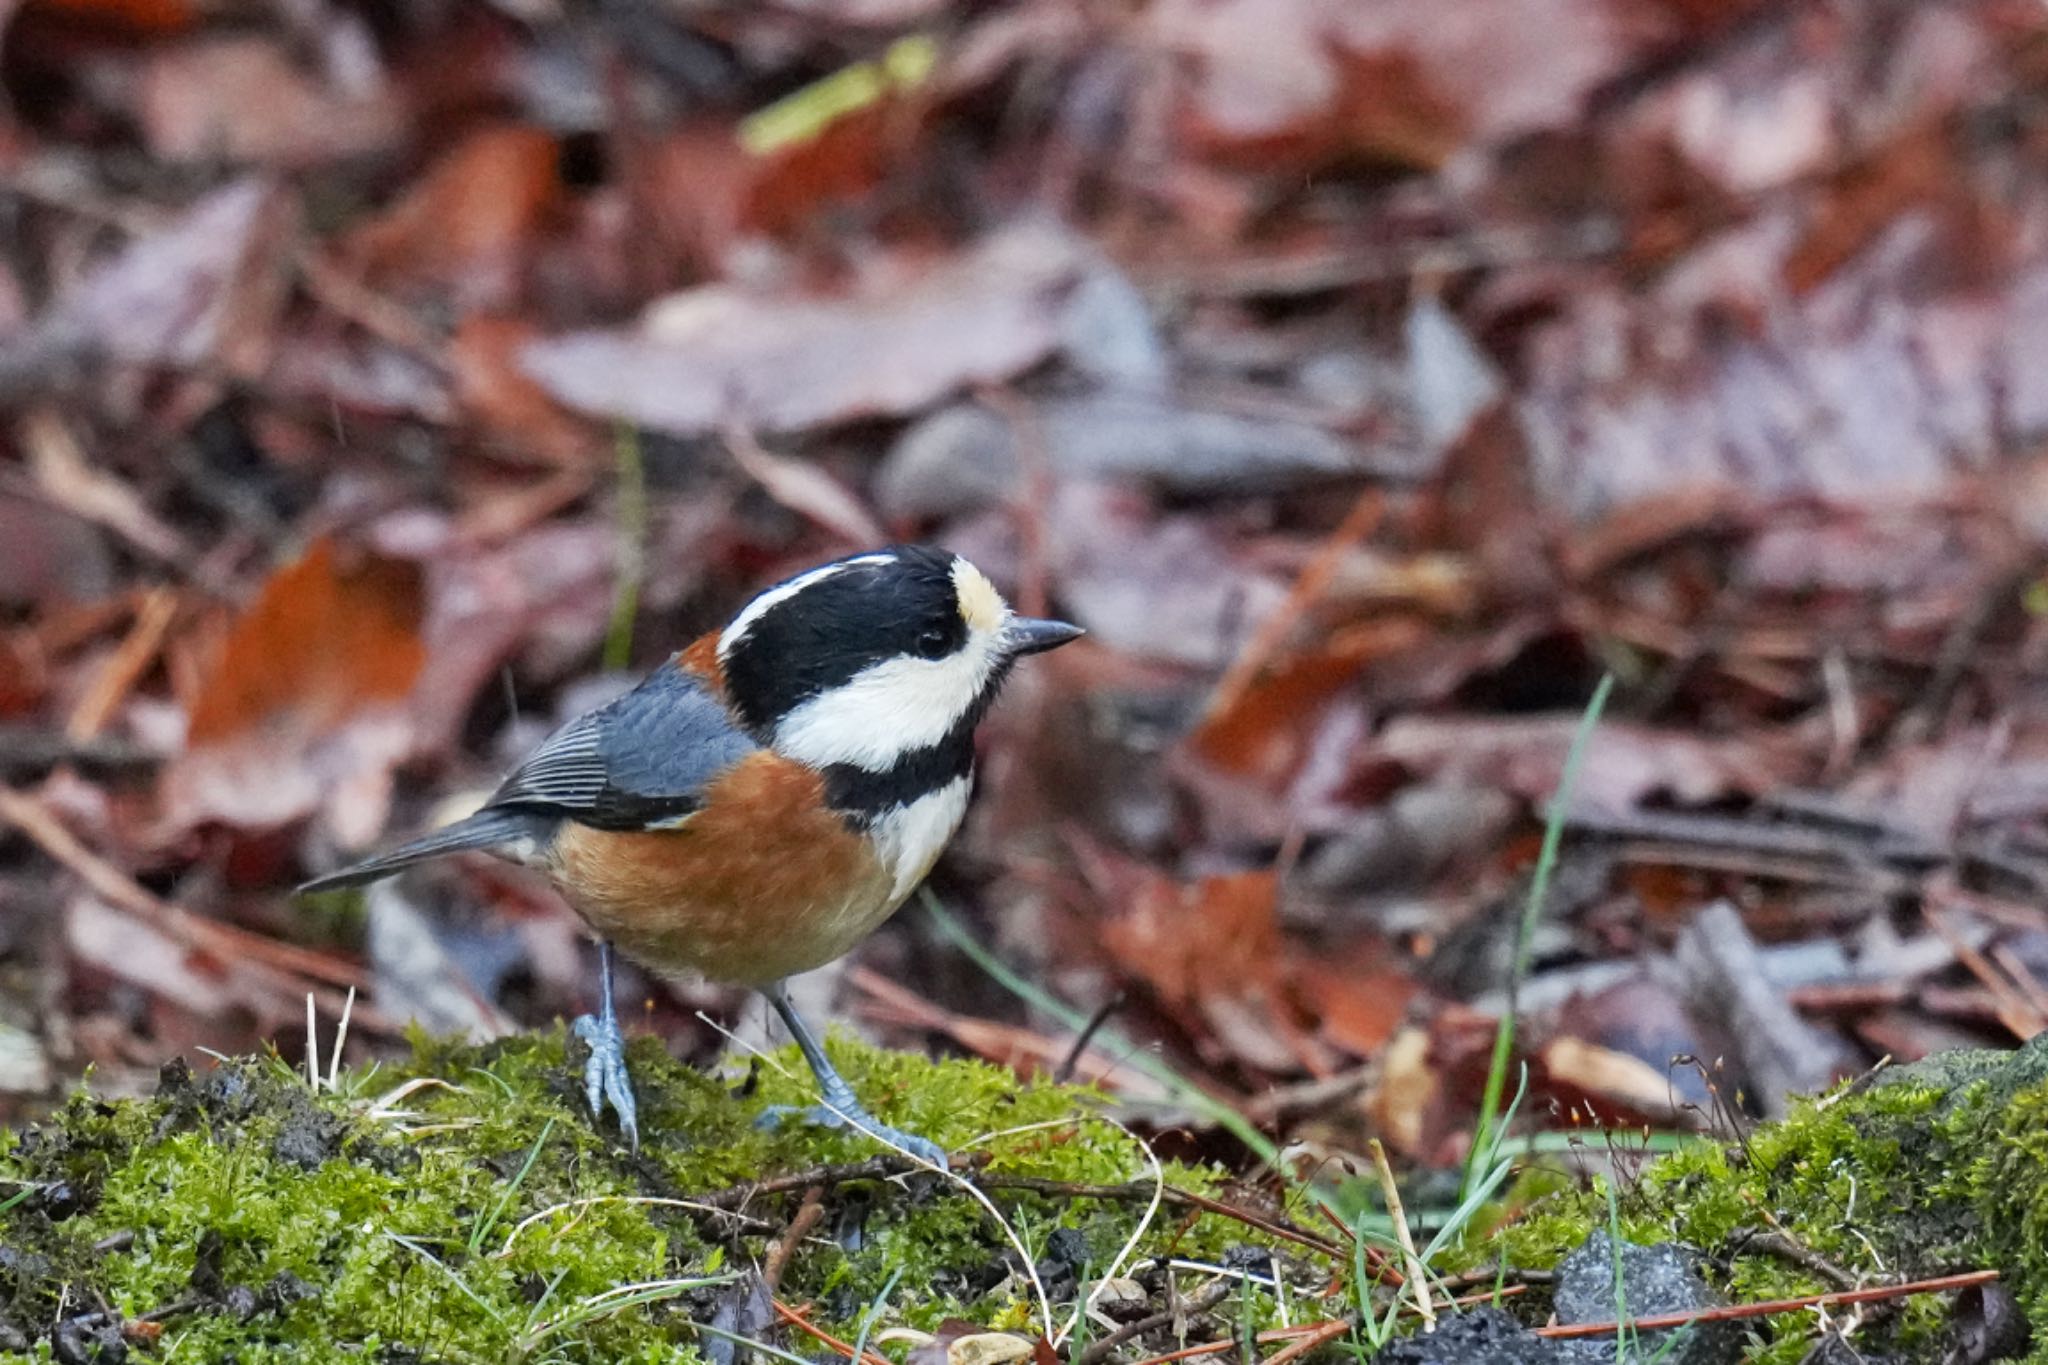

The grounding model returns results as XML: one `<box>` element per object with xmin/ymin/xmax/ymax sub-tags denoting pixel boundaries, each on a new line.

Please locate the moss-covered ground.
<box><xmin>0</xmin><ymin>1030</ymin><xmax>1279</xmax><ymax>1363</ymax></box>
<box><xmin>5</xmin><ymin>1030</ymin><xmax>2048</xmax><ymax>1362</ymax></box>
<box><xmin>1478</xmin><ymin>1035</ymin><xmax>2048</xmax><ymax>1363</ymax></box>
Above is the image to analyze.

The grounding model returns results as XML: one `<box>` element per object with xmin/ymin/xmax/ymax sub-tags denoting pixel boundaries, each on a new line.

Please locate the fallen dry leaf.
<box><xmin>39</xmin><ymin>179</ymin><xmax>297</xmax><ymax>378</ymax></box>
<box><xmin>1371</xmin><ymin>713</ymin><xmax>1806</xmax><ymax>813</ymax></box>
<box><xmin>520</xmin><ymin>222</ymin><xmax>1088</xmax><ymax>437</ymax></box>
<box><xmin>339</xmin><ymin>123</ymin><xmax>563</xmax><ymax>307</ymax></box>
<box><xmin>450</xmin><ymin>313</ymin><xmax>598</xmax><ymax>467</ymax></box>
<box><xmin>137</xmin><ymin>35</ymin><xmax>403</xmax><ymax>168</ymax></box>
<box><xmin>161</xmin><ymin>538</ymin><xmax>425</xmax><ymax>841</ymax></box>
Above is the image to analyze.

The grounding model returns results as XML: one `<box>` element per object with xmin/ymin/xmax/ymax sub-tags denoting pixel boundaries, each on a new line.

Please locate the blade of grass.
<box><xmin>849</xmin><ymin>1264</ymin><xmax>903</xmax><ymax>1365</ymax></box>
<box><xmin>1464</xmin><ymin>673</ymin><xmax>1614</xmax><ymax>1199</ymax></box>
<box><xmin>471</xmin><ymin>1117</ymin><xmax>555</xmax><ymax>1257</ymax></box>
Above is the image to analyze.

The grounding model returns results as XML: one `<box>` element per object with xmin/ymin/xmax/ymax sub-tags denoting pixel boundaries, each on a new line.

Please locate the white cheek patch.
<box><xmin>773</xmin><ymin>630</ymin><xmax>1004</xmax><ymax>770</ymax></box>
<box><xmin>869</xmin><ymin>776</ymin><xmax>973</xmax><ymax>902</ymax></box>
<box><xmin>717</xmin><ymin>553</ymin><xmax>897</xmax><ymax>659</ymax></box>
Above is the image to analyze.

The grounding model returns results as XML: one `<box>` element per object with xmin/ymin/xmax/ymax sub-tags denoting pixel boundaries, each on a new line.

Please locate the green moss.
<box><xmin>1482</xmin><ymin>1034</ymin><xmax>2048</xmax><ymax>1362</ymax></box>
<box><xmin>0</xmin><ymin>1030</ymin><xmax>1270</xmax><ymax>1362</ymax></box>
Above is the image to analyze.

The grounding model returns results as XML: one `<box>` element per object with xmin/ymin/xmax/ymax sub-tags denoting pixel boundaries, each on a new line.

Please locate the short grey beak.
<box><xmin>1004</xmin><ymin>617</ymin><xmax>1085</xmax><ymax>656</ymax></box>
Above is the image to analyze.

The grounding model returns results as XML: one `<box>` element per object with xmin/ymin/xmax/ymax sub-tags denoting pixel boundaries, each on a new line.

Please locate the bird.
<box><xmin>299</xmin><ymin>546</ymin><xmax>1082</xmax><ymax>1168</ymax></box>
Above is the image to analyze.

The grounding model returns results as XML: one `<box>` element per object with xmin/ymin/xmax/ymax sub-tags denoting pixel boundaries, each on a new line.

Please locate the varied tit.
<box><xmin>300</xmin><ymin>546</ymin><xmax>1082</xmax><ymax>1167</ymax></box>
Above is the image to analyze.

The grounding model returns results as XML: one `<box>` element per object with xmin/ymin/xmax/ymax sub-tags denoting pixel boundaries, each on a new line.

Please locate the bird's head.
<box><xmin>716</xmin><ymin>547</ymin><xmax>1083</xmax><ymax>777</ymax></box>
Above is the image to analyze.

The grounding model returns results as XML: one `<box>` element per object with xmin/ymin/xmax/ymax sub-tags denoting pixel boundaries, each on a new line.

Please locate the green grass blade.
<box><xmin>1464</xmin><ymin>673</ymin><xmax>1615</xmax><ymax>1199</ymax></box>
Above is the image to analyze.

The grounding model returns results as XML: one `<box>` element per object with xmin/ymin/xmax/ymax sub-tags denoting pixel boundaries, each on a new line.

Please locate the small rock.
<box><xmin>1091</xmin><ymin>1277</ymin><xmax>1151</xmax><ymax>1322</ymax></box>
<box><xmin>52</xmin><ymin>1310</ymin><xmax>126</xmax><ymax>1364</ymax></box>
<box><xmin>1371</xmin><ymin>1307</ymin><xmax>1563</xmax><ymax>1363</ymax></box>
<box><xmin>1553</xmin><ymin>1232</ymin><xmax>1741</xmax><ymax>1365</ymax></box>
<box><xmin>1944</xmin><ymin>1281</ymin><xmax>2029</xmax><ymax>1364</ymax></box>
<box><xmin>270</xmin><ymin>1091</ymin><xmax>349</xmax><ymax>1170</ymax></box>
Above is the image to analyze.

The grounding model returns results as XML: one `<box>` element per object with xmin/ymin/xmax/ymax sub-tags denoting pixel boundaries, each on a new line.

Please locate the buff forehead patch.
<box><xmin>951</xmin><ymin>558</ymin><xmax>1005</xmax><ymax>633</ymax></box>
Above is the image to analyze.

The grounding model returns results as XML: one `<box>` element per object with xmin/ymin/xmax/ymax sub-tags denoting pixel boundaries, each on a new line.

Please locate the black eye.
<box><xmin>915</xmin><ymin>626</ymin><xmax>953</xmax><ymax>659</ymax></box>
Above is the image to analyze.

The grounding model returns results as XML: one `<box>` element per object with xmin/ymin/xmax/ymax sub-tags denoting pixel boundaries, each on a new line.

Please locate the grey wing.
<box><xmin>487</xmin><ymin>665</ymin><xmax>759</xmax><ymax>832</ymax></box>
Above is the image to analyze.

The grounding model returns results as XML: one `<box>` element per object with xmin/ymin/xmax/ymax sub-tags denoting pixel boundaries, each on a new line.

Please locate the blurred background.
<box><xmin>2</xmin><ymin>0</ymin><xmax>2047</xmax><ymax>1173</ymax></box>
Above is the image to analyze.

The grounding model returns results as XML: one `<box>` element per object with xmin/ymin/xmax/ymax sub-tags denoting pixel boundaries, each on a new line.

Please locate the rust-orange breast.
<box><xmin>548</xmin><ymin>749</ymin><xmax>898</xmax><ymax>985</ymax></box>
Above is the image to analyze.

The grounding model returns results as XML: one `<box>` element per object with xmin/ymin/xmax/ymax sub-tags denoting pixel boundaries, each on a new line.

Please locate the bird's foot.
<box><xmin>572</xmin><ymin>1012</ymin><xmax>640</xmax><ymax>1151</ymax></box>
<box><xmin>754</xmin><ymin>1100</ymin><xmax>949</xmax><ymax>1171</ymax></box>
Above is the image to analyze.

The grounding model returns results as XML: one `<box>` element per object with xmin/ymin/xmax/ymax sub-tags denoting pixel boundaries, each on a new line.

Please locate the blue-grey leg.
<box><xmin>758</xmin><ymin>980</ymin><xmax>949</xmax><ymax>1170</ymax></box>
<box><xmin>572</xmin><ymin>941</ymin><xmax>640</xmax><ymax>1150</ymax></box>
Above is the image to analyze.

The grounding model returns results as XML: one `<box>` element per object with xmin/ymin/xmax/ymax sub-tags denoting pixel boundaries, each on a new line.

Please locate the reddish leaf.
<box><xmin>163</xmin><ymin>539</ymin><xmax>425</xmax><ymax>840</ymax></box>
<box><xmin>1101</xmin><ymin>869</ymin><xmax>1283</xmax><ymax>1012</ymax></box>
<box><xmin>340</xmin><ymin>124</ymin><xmax>563</xmax><ymax>306</ymax></box>
<box><xmin>450</xmin><ymin>313</ymin><xmax>598</xmax><ymax>467</ymax></box>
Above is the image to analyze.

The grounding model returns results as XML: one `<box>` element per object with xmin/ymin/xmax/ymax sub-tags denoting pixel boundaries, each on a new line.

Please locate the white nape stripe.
<box><xmin>716</xmin><ymin>553</ymin><xmax>898</xmax><ymax>659</ymax></box>
<box><xmin>869</xmin><ymin>775</ymin><xmax>972</xmax><ymax>902</ymax></box>
<box><xmin>772</xmin><ymin>628</ymin><xmax>1004</xmax><ymax>770</ymax></box>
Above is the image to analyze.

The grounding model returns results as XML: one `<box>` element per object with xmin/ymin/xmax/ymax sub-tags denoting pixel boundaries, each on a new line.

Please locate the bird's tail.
<box><xmin>297</xmin><ymin>808</ymin><xmax>543</xmax><ymax>895</ymax></box>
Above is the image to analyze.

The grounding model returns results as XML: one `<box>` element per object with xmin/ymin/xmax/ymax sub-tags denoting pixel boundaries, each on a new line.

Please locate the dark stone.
<box><xmin>270</xmin><ymin>1092</ymin><xmax>348</xmax><ymax>1170</ymax></box>
<box><xmin>1944</xmin><ymin>1282</ymin><xmax>2030</xmax><ymax>1363</ymax></box>
<box><xmin>1371</xmin><ymin>1307</ymin><xmax>1563</xmax><ymax>1363</ymax></box>
<box><xmin>200</xmin><ymin>1067</ymin><xmax>259</xmax><ymax>1123</ymax></box>
<box><xmin>51</xmin><ymin>1310</ymin><xmax>126</xmax><ymax>1364</ymax></box>
<box><xmin>1552</xmin><ymin>1232</ymin><xmax>1741</xmax><ymax>1365</ymax></box>
<box><xmin>223</xmin><ymin>1285</ymin><xmax>260</xmax><ymax>1320</ymax></box>
<box><xmin>39</xmin><ymin>1182</ymin><xmax>80</xmax><ymax>1221</ymax></box>
<box><xmin>155</xmin><ymin>1058</ymin><xmax>193</xmax><ymax>1099</ymax></box>
<box><xmin>189</xmin><ymin>1228</ymin><xmax>227</xmax><ymax>1298</ymax></box>
<box><xmin>260</xmin><ymin>1271</ymin><xmax>318</xmax><ymax>1313</ymax></box>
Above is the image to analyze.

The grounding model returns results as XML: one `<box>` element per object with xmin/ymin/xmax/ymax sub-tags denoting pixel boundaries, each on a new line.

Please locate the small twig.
<box><xmin>0</xmin><ymin>726</ymin><xmax>159</xmax><ymax>778</ymax></box>
<box><xmin>1254</xmin><ymin>1318</ymin><xmax>1349</xmax><ymax>1365</ymax></box>
<box><xmin>760</xmin><ymin>1188</ymin><xmax>825</xmax><ymax>1302</ymax></box>
<box><xmin>0</xmin><ymin>784</ymin><xmax>371</xmax><ymax>1000</ymax></box>
<box><xmin>1059</xmin><ymin>991</ymin><xmax>1127</xmax><ymax>1084</ymax></box>
<box><xmin>1739</xmin><ymin>1230</ymin><xmax>1858</xmax><ymax>1293</ymax></box>
<box><xmin>694</xmin><ymin>1156</ymin><xmax>945</xmax><ymax>1211</ymax></box>
<box><xmin>66</xmin><ymin>588</ymin><xmax>177</xmax><ymax>740</ymax></box>
<box><xmin>294</xmin><ymin>248</ymin><xmax>452</xmax><ymax>375</ymax></box>
<box><xmin>1533</xmin><ymin>1269</ymin><xmax>1998</xmax><ymax>1339</ymax></box>
<box><xmin>1075</xmin><ymin>1278</ymin><xmax>1235</xmax><ymax>1365</ymax></box>
<box><xmin>771</xmin><ymin>1300</ymin><xmax>893</xmax><ymax>1365</ymax></box>
<box><xmin>976</xmin><ymin>1176</ymin><xmax>1347</xmax><ymax>1263</ymax></box>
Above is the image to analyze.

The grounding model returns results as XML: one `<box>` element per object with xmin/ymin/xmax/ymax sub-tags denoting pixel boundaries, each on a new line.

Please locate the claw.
<box><xmin>755</xmin><ymin>1101</ymin><xmax>950</xmax><ymax>1170</ymax></box>
<box><xmin>758</xmin><ymin>980</ymin><xmax>949</xmax><ymax>1170</ymax></box>
<box><xmin>573</xmin><ymin>1012</ymin><xmax>640</xmax><ymax>1150</ymax></box>
<box><xmin>573</xmin><ymin>942</ymin><xmax>640</xmax><ymax>1151</ymax></box>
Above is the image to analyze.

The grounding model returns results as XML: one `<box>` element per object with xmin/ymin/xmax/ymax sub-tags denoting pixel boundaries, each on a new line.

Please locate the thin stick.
<box><xmin>771</xmin><ymin>1299</ymin><xmax>894</xmax><ymax>1365</ymax></box>
<box><xmin>1074</xmin><ymin>1278</ymin><xmax>1234</xmax><ymax>1365</ymax></box>
<box><xmin>66</xmin><ymin>588</ymin><xmax>176</xmax><ymax>740</ymax></box>
<box><xmin>761</xmin><ymin>1187</ymin><xmax>825</xmax><ymax>1302</ymax></box>
<box><xmin>981</xmin><ymin>1176</ymin><xmax>1346</xmax><ymax>1263</ymax></box>
<box><xmin>1533</xmin><ymin>1269</ymin><xmax>1997</xmax><ymax>1339</ymax></box>
<box><xmin>1255</xmin><ymin>1318</ymin><xmax>1350</xmax><ymax>1365</ymax></box>
<box><xmin>0</xmin><ymin>784</ymin><xmax>370</xmax><ymax>994</ymax></box>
